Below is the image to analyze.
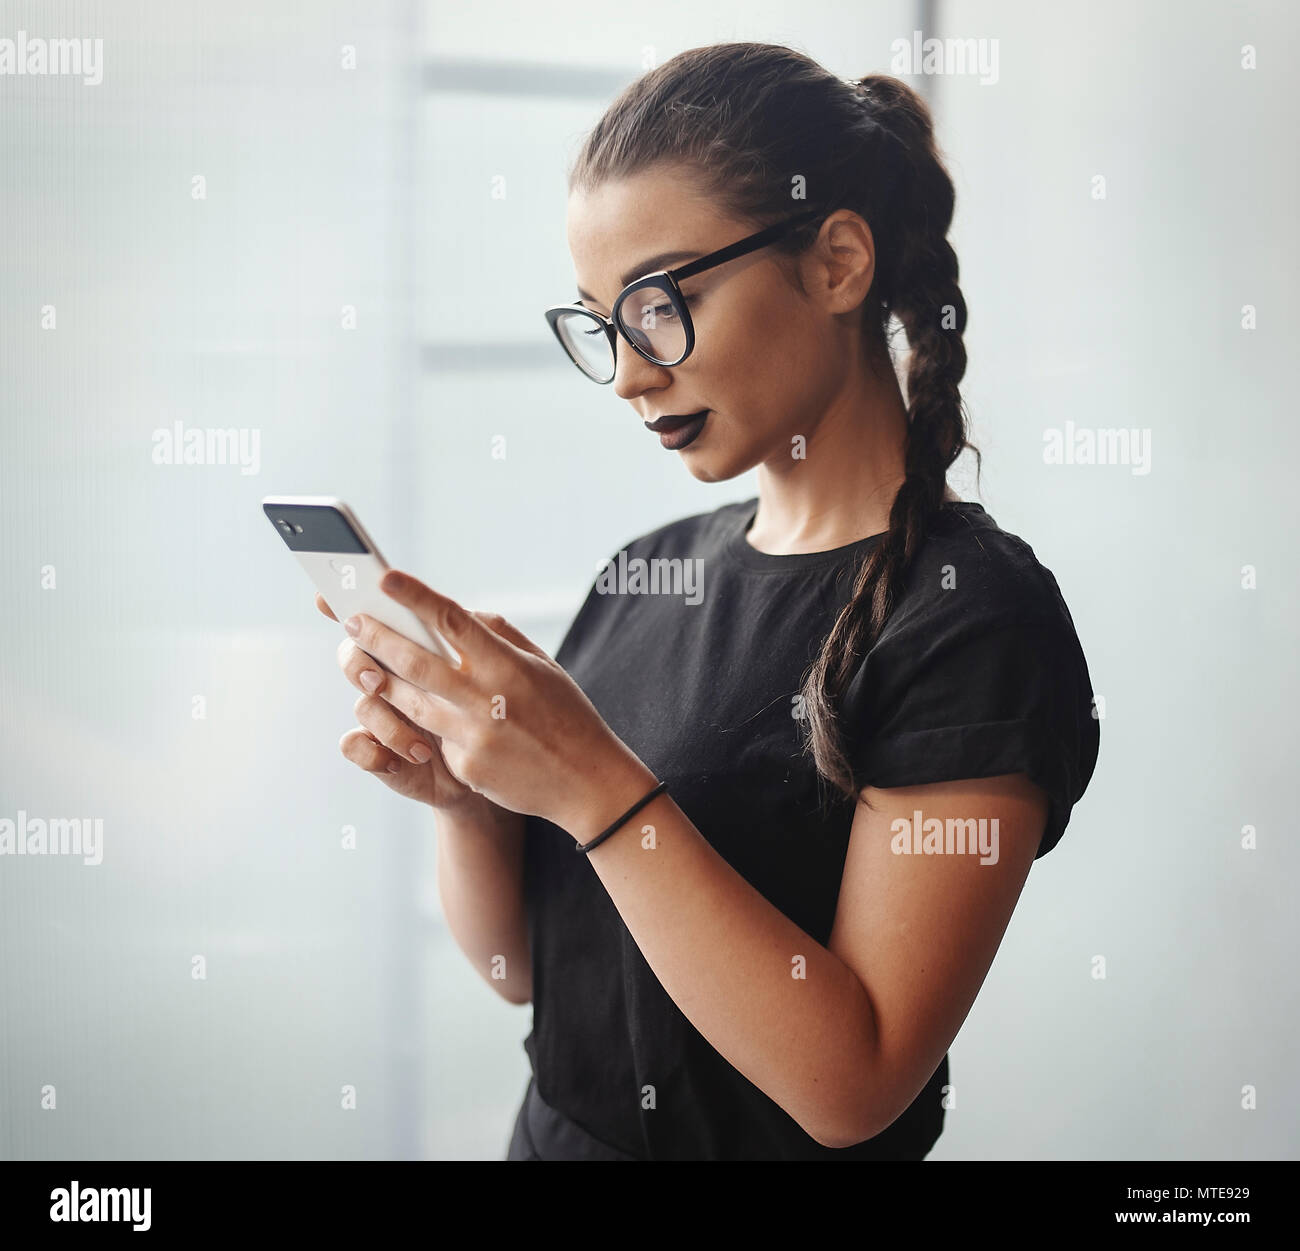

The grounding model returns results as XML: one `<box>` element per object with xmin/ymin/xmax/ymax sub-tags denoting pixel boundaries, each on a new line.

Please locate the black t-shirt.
<box><xmin>521</xmin><ymin>496</ymin><xmax>1100</xmax><ymax>1160</ymax></box>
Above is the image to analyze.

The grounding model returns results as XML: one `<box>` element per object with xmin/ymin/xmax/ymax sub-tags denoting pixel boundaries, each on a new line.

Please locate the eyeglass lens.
<box><xmin>553</xmin><ymin>283</ymin><xmax>688</xmax><ymax>381</ymax></box>
<box><xmin>553</xmin><ymin>310</ymin><xmax>616</xmax><ymax>382</ymax></box>
<box><xmin>618</xmin><ymin>282</ymin><xmax>687</xmax><ymax>365</ymax></box>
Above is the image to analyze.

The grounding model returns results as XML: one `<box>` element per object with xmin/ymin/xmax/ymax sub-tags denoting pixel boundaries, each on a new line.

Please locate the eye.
<box><xmin>643</xmin><ymin>300</ymin><xmax>680</xmax><ymax>322</ymax></box>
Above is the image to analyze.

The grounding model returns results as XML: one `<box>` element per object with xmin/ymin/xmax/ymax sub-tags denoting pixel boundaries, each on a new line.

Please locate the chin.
<box><xmin>681</xmin><ymin>451</ymin><xmax>747</xmax><ymax>485</ymax></box>
<box><xmin>676</xmin><ymin>425</ymin><xmax>761</xmax><ymax>484</ymax></box>
<box><xmin>684</xmin><ymin>463</ymin><xmax>725</xmax><ymax>484</ymax></box>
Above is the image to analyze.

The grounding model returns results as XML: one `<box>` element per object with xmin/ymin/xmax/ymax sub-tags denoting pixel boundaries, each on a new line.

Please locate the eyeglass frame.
<box><xmin>544</xmin><ymin>207</ymin><xmax>826</xmax><ymax>383</ymax></box>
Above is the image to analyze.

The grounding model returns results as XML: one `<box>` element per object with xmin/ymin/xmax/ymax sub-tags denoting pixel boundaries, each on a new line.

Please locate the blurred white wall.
<box><xmin>0</xmin><ymin>0</ymin><xmax>431</xmax><ymax>1159</ymax></box>
<box><xmin>923</xmin><ymin>0</ymin><xmax>1299</xmax><ymax>1160</ymax></box>
<box><xmin>1</xmin><ymin>0</ymin><xmax>1295</xmax><ymax>1160</ymax></box>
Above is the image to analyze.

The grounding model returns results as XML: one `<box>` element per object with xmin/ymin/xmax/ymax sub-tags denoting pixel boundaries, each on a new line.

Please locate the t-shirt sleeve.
<box><xmin>839</xmin><ymin>564</ymin><xmax>1101</xmax><ymax>860</ymax></box>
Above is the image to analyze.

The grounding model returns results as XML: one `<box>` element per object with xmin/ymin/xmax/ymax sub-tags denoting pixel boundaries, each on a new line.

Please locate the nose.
<box><xmin>611</xmin><ymin>334</ymin><xmax>671</xmax><ymax>402</ymax></box>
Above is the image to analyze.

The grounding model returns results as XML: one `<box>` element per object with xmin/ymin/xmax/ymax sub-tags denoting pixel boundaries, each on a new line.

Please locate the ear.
<box><xmin>814</xmin><ymin>209</ymin><xmax>876</xmax><ymax>314</ymax></box>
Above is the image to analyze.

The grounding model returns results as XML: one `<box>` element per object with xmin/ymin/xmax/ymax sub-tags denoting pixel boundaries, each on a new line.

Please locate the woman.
<box><xmin>323</xmin><ymin>42</ymin><xmax>1100</xmax><ymax>1160</ymax></box>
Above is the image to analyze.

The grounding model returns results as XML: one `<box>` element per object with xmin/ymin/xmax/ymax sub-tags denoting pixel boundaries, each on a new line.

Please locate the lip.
<box><xmin>645</xmin><ymin>409</ymin><xmax>709</xmax><ymax>434</ymax></box>
<box><xmin>656</xmin><ymin>410</ymin><xmax>708</xmax><ymax>451</ymax></box>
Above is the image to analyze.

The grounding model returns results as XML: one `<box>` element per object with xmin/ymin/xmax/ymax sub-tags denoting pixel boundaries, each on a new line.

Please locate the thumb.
<box><xmin>471</xmin><ymin>609</ymin><xmax>550</xmax><ymax>659</ymax></box>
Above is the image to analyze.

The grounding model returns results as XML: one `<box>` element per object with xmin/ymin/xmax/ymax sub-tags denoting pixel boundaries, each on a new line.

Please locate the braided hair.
<box><xmin>570</xmin><ymin>43</ymin><xmax>978</xmax><ymax>807</ymax></box>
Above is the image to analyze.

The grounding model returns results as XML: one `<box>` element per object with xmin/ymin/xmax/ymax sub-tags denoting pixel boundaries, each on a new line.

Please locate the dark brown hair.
<box><xmin>570</xmin><ymin>42</ymin><xmax>978</xmax><ymax>807</ymax></box>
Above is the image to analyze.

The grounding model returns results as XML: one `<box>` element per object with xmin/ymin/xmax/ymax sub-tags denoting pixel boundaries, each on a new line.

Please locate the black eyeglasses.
<box><xmin>544</xmin><ymin>208</ymin><xmax>824</xmax><ymax>384</ymax></box>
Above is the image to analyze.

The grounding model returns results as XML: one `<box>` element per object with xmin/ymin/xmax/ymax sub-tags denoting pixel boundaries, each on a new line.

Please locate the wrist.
<box><xmin>559</xmin><ymin>750</ymin><xmax>660</xmax><ymax>847</ymax></box>
<box><xmin>435</xmin><ymin>791</ymin><xmax>512</xmax><ymax>833</ymax></box>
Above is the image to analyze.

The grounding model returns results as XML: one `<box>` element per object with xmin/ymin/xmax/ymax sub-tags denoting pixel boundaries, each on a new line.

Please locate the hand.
<box><xmin>335</xmin><ymin>570</ymin><xmax>650</xmax><ymax>830</ymax></box>
<box><xmin>317</xmin><ymin>592</ymin><xmax>500</xmax><ymax>816</ymax></box>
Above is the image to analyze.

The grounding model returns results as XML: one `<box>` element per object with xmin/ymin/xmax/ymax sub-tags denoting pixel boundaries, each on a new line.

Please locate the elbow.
<box><xmin>493</xmin><ymin>975</ymin><xmax>532</xmax><ymax>1006</ymax></box>
<box><xmin>804</xmin><ymin>984</ymin><xmax>912</xmax><ymax>1149</ymax></box>
<box><xmin>484</xmin><ymin>961</ymin><xmax>532</xmax><ymax>1005</ymax></box>
<box><xmin>810</xmin><ymin>1118</ymin><xmax>880</xmax><ymax>1153</ymax></box>
<box><xmin>811</xmin><ymin>1118</ymin><xmax>883</xmax><ymax>1144</ymax></box>
<box><xmin>808</xmin><ymin>1087</ymin><xmax>898</xmax><ymax>1152</ymax></box>
<box><xmin>812</xmin><ymin>1117</ymin><xmax>889</xmax><ymax>1153</ymax></box>
<box><xmin>806</xmin><ymin>1015</ymin><xmax>896</xmax><ymax>1149</ymax></box>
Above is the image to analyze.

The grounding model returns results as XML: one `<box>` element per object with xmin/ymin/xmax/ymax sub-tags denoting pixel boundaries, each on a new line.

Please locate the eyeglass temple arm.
<box><xmin>668</xmin><ymin>210</ymin><xmax>823</xmax><ymax>282</ymax></box>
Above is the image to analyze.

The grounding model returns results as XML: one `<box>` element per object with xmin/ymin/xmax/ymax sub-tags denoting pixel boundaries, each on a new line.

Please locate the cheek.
<box><xmin>701</xmin><ymin>291</ymin><xmax>814</xmax><ymax>383</ymax></box>
<box><xmin>687</xmin><ymin>283</ymin><xmax>835</xmax><ymax>442</ymax></box>
<box><xmin>708</xmin><ymin>309</ymin><xmax>829</xmax><ymax>412</ymax></box>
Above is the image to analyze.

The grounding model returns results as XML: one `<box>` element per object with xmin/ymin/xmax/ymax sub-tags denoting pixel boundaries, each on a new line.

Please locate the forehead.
<box><xmin>566</xmin><ymin>167</ymin><xmax>736</xmax><ymax>304</ymax></box>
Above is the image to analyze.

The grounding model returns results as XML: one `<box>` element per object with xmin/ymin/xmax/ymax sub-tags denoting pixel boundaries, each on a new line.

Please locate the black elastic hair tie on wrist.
<box><xmin>574</xmin><ymin>780</ymin><xmax>669</xmax><ymax>854</ymax></box>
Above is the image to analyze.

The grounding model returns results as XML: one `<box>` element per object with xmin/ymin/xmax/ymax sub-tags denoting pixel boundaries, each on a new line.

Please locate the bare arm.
<box><xmin>435</xmin><ymin>800</ymin><xmax>532</xmax><ymax>1005</ymax></box>
<box><xmin>321</xmin><ymin>592</ymin><xmax>533</xmax><ymax>1007</ymax></box>
<box><xmin>564</xmin><ymin>759</ymin><xmax>1046</xmax><ymax>1149</ymax></box>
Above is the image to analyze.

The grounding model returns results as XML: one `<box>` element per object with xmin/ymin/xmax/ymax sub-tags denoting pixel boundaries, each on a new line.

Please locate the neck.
<box><xmin>746</xmin><ymin>355</ymin><xmax>952</xmax><ymax>556</ymax></box>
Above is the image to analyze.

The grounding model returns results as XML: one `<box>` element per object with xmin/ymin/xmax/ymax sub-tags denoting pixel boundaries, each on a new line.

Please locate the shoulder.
<box><xmin>843</xmin><ymin>503</ymin><xmax>1100</xmax><ymax>859</ymax></box>
<box><xmin>842</xmin><ymin>500</ymin><xmax>1098</xmax><ymax>771</ymax></box>
<box><xmin>882</xmin><ymin>502</ymin><xmax>1085</xmax><ymax>645</ymax></box>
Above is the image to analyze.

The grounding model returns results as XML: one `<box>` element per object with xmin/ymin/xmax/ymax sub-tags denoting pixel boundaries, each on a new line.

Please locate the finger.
<box><xmin>316</xmin><ymin>593</ymin><xmax>338</xmax><ymax>622</ymax></box>
<box><xmin>339</xmin><ymin>727</ymin><xmax>405</xmax><ymax>775</ymax></box>
<box><xmin>371</xmin><ymin>666</ymin><xmax>468</xmax><ymax>748</ymax></box>
<box><xmin>338</xmin><ymin>634</ymin><xmax>444</xmax><ymax>738</ymax></box>
<box><xmin>353</xmin><ymin>690</ymin><xmax>446</xmax><ymax>765</ymax></box>
<box><xmin>376</xmin><ymin>569</ymin><xmax>505</xmax><ymax>670</ymax></box>
<box><xmin>337</xmin><ymin>636</ymin><xmax>387</xmax><ymax>695</ymax></box>
<box><xmin>343</xmin><ymin>610</ymin><xmax>474</xmax><ymax>705</ymax></box>
<box><xmin>471</xmin><ymin>610</ymin><xmax>551</xmax><ymax>660</ymax></box>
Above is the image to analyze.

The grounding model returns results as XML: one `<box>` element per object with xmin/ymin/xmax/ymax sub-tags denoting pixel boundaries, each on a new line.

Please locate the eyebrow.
<box><xmin>576</xmin><ymin>250</ymin><xmax>702</xmax><ymax>304</ymax></box>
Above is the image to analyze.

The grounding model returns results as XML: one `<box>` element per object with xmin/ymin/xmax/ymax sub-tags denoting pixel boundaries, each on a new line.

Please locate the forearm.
<box><xmin>435</xmin><ymin>800</ymin><xmax>532</xmax><ymax>1006</ymax></box>
<box><xmin>562</xmin><ymin>761</ymin><xmax>881</xmax><ymax>1149</ymax></box>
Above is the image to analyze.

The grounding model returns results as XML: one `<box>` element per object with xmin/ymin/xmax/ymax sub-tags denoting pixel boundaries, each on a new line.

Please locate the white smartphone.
<box><xmin>262</xmin><ymin>495</ymin><xmax>460</xmax><ymax>667</ymax></box>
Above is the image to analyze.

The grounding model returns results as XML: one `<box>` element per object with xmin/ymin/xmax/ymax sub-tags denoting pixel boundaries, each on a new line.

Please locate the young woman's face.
<box><xmin>566</xmin><ymin>165</ymin><xmax>862</xmax><ymax>483</ymax></box>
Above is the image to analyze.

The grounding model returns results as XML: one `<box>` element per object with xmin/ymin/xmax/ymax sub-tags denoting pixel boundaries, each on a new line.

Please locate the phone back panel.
<box><xmin>293</xmin><ymin>550</ymin><xmax>459</xmax><ymax>667</ymax></box>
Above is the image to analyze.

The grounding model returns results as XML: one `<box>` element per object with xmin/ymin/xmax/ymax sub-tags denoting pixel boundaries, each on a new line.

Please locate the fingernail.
<box><xmin>359</xmin><ymin>669</ymin><xmax>382</xmax><ymax>692</ymax></box>
<box><xmin>409</xmin><ymin>743</ymin><xmax>432</xmax><ymax>763</ymax></box>
<box><xmin>343</xmin><ymin>615</ymin><xmax>361</xmax><ymax>636</ymax></box>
